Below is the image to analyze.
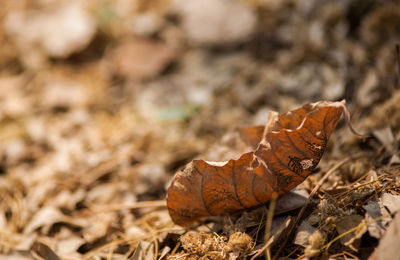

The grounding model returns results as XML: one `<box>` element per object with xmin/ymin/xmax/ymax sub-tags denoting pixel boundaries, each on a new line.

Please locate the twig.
<box><xmin>88</xmin><ymin>200</ymin><xmax>166</xmax><ymax>213</ymax></box>
<box><xmin>252</xmin><ymin>212</ymin><xmax>266</xmax><ymax>251</ymax></box>
<box><xmin>272</xmin><ymin>154</ymin><xmax>364</xmax><ymax>260</ymax></box>
<box><xmin>250</xmin><ymin>217</ymin><xmax>292</xmax><ymax>260</ymax></box>
<box><xmin>264</xmin><ymin>195</ymin><xmax>277</xmax><ymax>260</ymax></box>
<box><xmin>322</xmin><ymin>210</ymin><xmax>398</xmax><ymax>252</ymax></box>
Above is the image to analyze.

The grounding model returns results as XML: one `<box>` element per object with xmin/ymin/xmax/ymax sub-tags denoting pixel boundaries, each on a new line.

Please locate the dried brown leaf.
<box><xmin>334</xmin><ymin>214</ymin><xmax>366</xmax><ymax>251</ymax></box>
<box><xmin>30</xmin><ymin>240</ymin><xmax>60</xmax><ymax>260</ymax></box>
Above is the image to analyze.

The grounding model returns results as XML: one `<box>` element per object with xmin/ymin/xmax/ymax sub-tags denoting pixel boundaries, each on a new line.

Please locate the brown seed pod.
<box><xmin>166</xmin><ymin>100</ymin><xmax>362</xmax><ymax>226</ymax></box>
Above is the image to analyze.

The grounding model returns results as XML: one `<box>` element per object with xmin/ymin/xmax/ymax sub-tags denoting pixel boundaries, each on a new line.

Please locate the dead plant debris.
<box><xmin>1</xmin><ymin>0</ymin><xmax>400</xmax><ymax>259</ymax></box>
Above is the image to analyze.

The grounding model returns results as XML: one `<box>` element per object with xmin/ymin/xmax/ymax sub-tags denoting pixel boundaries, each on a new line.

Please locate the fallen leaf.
<box><xmin>335</xmin><ymin>214</ymin><xmax>367</xmax><ymax>251</ymax></box>
<box><xmin>380</xmin><ymin>193</ymin><xmax>400</xmax><ymax>214</ymax></box>
<box><xmin>372</xmin><ymin>127</ymin><xmax>395</xmax><ymax>153</ymax></box>
<box><xmin>275</xmin><ymin>188</ymin><xmax>308</xmax><ymax>215</ymax></box>
<box><xmin>369</xmin><ymin>212</ymin><xmax>400</xmax><ymax>260</ymax></box>
<box><xmin>294</xmin><ymin>220</ymin><xmax>317</xmax><ymax>247</ymax></box>
<box><xmin>31</xmin><ymin>240</ymin><xmax>60</xmax><ymax>260</ymax></box>
<box><xmin>363</xmin><ymin>200</ymin><xmax>385</xmax><ymax>239</ymax></box>
<box><xmin>5</xmin><ymin>2</ymin><xmax>96</xmax><ymax>58</ymax></box>
<box><xmin>109</xmin><ymin>37</ymin><xmax>176</xmax><ymax>80</ymax></box>
<box><xmin>171</xmin><ymin>0</ymin><xmax>256</xmax><ymax>46</ymax></box>
<box><xmin>167</xmin><ymin>100</ymin><xmax>363</xmax><ymax>226</ymax></box>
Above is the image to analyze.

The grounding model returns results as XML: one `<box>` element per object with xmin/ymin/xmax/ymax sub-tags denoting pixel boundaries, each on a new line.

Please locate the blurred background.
<box><xmin>1</xmin><ymin>0</ymin><xmax>400</xmax><ymax>258</ymax></box>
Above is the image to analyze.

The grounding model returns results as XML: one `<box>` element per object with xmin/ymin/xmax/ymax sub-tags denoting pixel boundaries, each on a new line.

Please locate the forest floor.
<box><xmin>1</xmin><ymin>0</ymin><xmax>400</xmax><ymax>259</ymax></box>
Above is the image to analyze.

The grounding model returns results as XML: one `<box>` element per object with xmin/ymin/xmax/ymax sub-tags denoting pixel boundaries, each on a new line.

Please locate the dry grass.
<box><xmin>1</xmin><ymin>0</ymin><xmax>400</xmax><ymax>259</ymax></box>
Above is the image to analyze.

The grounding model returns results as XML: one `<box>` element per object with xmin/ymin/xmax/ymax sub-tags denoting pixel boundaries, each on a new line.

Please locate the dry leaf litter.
<box><xmin>1</xmin><ymin>0</ymin><xmax>400</xmax><ymax>259</ymax></box>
